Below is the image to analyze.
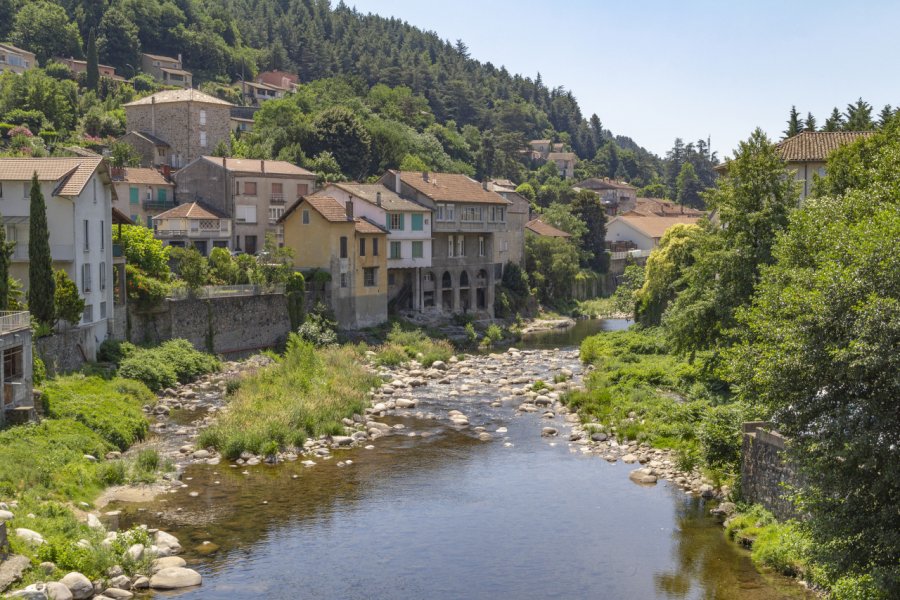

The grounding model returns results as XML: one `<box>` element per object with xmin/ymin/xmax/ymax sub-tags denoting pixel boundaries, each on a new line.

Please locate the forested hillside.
<box><xmin>0</xmin><ymin>0</ymin><xmax>722</xmax><ymax>196</ymax></box>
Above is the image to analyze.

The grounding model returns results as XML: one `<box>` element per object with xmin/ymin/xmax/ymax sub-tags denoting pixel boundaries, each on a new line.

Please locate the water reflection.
<box><xmin>518</xmin><ymin>317</ymin><xmax>633</xmax><ymax>350</ymax></box>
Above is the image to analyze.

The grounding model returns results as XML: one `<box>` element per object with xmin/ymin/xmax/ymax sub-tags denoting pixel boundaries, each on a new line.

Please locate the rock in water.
<box><xmin>149</xmin><ymin>568</ymin><xmax>202</xmax><ymax>590</ymax></box>
<box><xmin>59</xmin><ymin>572</ymin><xmax>94</xmax><ymax>600</ymax></box>
<box><xmin>541</xmin><ymin>427</ymin><xmax>558</xmax><ymax>437</ymax></box>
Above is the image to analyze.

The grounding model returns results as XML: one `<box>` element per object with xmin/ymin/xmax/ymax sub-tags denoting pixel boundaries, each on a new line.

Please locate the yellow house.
<box><xmin>279</xmin><ymin>195</ymin><xmax>388</xmax><ymax>329</ymax></box>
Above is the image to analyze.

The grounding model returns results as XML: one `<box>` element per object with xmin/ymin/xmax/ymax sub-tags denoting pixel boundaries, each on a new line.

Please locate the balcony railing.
<box><xmin>0</xmin><ymin>311</ymin><xmax>30</xmax><ymax>334</ymax></box>
<box><xmin>608</xmin><ymin>249</ymin><xmax>652</xmax><ymax>260</ymax></box>
<box><xmin>143</xmin><ymin>200</ymin><xmax>176</xmax><ymax>211</ymax></box>
<box><xmin>269</xmin><ymin>194</ymin><xmax>286</xmax><ymax>205</ymax></box>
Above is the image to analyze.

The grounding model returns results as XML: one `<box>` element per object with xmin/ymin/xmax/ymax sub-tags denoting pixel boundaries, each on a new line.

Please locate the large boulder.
<box><xmin>151</xmin><ymin>556</ymin><xmax>187</xmax><ymax>574</ymax></box>
<box><xmin>0</xmin><ymin>509</ymin><xmax>14</xmax><ymax>522</ymax></box>
<box><xmin>14</xmin><ymin>528</ymin><xmax>45</xmax><ymax>545</ymax></box>
<box><xmin>154</xmin><ymin>531</ymin><xmax>182</xmax><ymax>555</ymax></box>
<box><xmin>149</xmin><ymin>567</ymin><xmax>202</xmax><ymax>590</ymax></box>
<box><xmin>8</xmin><ymin>588</ymin><xmax>48</xmax><ymax>600</ymax></box>
<box><xmin>59</xmin><ymin>572</ymin><xmax>93</xmax><ymax>600</ymax></box>
<box><xmin>45</xmin><ymin>582</ymin><xmax>73</xmax><ymax>600</ymax></box>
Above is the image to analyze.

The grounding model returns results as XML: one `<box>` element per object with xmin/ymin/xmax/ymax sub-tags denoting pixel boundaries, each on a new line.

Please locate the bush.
<box><xmin>376</xmin><ymin>323</ymin><xmax>454</xmax><ymax>368</ymax></box>
<box><xmin>698</xmin><ymin>403</ymin><xmax>748</xmax><ymax>474</ymax></box>
<box><xmin>53</xmin><ymin>269</ymin><xmax>85</xmax><ymax>325</ymax></box>
<box><xmin>297</xmin><ymin>310</ymin><xmax>338</xmax><ymax>347</ymax></box>
<box><xmin>96</xmin><ymin>339</ymin><xmax>136</xmax><ymax>365</ymax></box>
<box><xmin>118</xmin><ymin>352</ymin><xmax>177</xmax><ymax>391</ymax></box>
<box><xmin>118</xmin><ymin>339</ymin><xmax>219</xmax><ymax>391</ymax></box>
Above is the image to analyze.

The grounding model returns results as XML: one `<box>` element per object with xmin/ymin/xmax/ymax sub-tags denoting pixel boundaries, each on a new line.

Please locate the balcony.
<box><xmin>269</xmin><ymin>194</ymin><xmax>286</xmax><ymax>205</ymax></box>
<box><xmin>432</xmin><ymin>220</ymin><xmax>506</xmax><ymax>233</ymax></box>
<box><xmin>10</xmin><ymin>244</ymin><xmax>74</xmax><ymax>262</ymax></box>
<box><xmin>0</xmin><ymin>311</ymin><xmax>30</xmax><ymax>334</ymax></box>
<box><xmin>143</xmin><ymin>200</ymin><xmax>176</xmax><ymax>211</ymax></box>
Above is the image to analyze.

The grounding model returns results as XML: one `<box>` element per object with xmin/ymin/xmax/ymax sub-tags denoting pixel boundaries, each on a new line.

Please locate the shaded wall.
<box><xmin>741</xmin><ymin>422</ymin><xmax>802</xmax><ymax>520</ymax></box>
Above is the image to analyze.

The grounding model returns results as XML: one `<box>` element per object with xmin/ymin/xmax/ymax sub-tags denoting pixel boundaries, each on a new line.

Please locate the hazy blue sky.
<box><xmin>348</xmin><ymin>0</ymin><xmax>900</xmax><ymax>158</ymax></box>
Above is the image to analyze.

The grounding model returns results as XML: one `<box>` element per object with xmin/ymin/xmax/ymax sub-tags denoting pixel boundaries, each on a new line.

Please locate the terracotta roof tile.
<box><xmin>155</xmin><ymin>202</ymin><xmax>226</xmax><ymax>220</ymax></box>
<box><xmin>306</xmin><ymin>196</ymin><xmax>352</xmax><ymax>222</ymax></box>
<box><xmin>776</xmin><ymin>131</ymin><xmax>875</xmax><ymax>162</ymax></box>
<box><xmin>0</xmin><ymin>156</ymin><xmax>103</xmax><ymax>197</ymax></box>
<box><xmin>633</xmin><ymin>197</ymin><xmax>704</xmax><ymax>217</ymax></box>
<box><xmin>324</xmin><ymin>183</ymin><xmax>428</xmax><ymax>212</ymax></box>
<box><xmin>396</xmin><ymin>171</ymin><xmax>510</xmax><ymax>205</ymax></box>
<box><xmin>354</xmin><ymin>217</ymin><xmax>388</xmax><ymax>234</ymax></box>
<box><xmin>142</xmin><ymin>52</ymin><xmax>181</xmax><ymax>62</ymax></box>
<box><xmin>116</xmin><ymin>167</ymin><xmax>171</xmax><ymax>186</ymax></box>
<box><xmin>576</xmin><ymin>178</ymin><xmax>637</xmax><ymax>191</ymax></box>
<box><xmin>611</xmin><ymin>214</ymin><xmax>700</xmax><ymax>239</ymax></box>
<box><xmin>124</xmin><ymin>89</ymin><xmax>232</xmax><ymax>107</ymax></box>
<box><xmin>547</xmin><ymin>152</ymin><xmax>577</xmax><ymax>161</ymax></box>
<box><xmin>525</xmin><ymin>218</ymin><xmax>571</xmax><ymax>238</ymax></box>
<box><xmin>200</xmin><ymin>156</ymin><xmax>314</xmax><ymax>177</ymax></box>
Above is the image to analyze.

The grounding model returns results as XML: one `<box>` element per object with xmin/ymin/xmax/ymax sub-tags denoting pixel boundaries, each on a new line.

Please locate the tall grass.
<box><xmin>376</xmin><ymin>323</ymin><xmax>454</xmax><ymax>367</ymax></box>
<box><xmin>198</xmin><ymin>335</ymin><xmax>379</xmax><ymax>459</ymax></box>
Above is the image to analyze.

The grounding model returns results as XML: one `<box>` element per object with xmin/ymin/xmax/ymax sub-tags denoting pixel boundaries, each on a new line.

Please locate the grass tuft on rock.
<box><xmin>198</xmin><ymin>334</ymin><xmax>379</xmax><ymax>459</ymax></box>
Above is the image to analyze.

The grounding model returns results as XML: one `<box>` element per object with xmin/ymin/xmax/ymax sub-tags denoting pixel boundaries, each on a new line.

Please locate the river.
<box><xmin>114</xmin><ymin>319</ymin><xmax>812</xmax><ymax>599</ymax></box>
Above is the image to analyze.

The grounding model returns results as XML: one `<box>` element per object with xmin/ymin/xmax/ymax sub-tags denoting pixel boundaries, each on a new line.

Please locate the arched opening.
<box><xmin>459</xmin><ymin>271</ymin><xmax>471</xmax><ymax>312</ymax></box>
<box><xmin>423</xmin><ymin>271</ymin><xmax>435</xmax><ymax>308</ymax></box>
<box><xmin>476</xmin><ymin>269</ymin><xmax>488</xmax><ymax>310</ymax></box>
<box><xmin>441</xmin><ymin>271</ymin><xmax>453</xmax><ymax>311</ymax></box>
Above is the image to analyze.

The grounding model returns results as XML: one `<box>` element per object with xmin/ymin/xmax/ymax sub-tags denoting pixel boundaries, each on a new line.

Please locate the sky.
<box><xmin>347</xmin><ymin>0</ymin><xmax>900</xmax><ymax>158</ymax></box>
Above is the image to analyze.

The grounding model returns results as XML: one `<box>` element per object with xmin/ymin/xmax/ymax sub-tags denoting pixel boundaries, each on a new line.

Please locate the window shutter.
<box><xmin>399</xmin><ymin>214</ymin><xmax>405</xmax><ymax>230</ymax></box>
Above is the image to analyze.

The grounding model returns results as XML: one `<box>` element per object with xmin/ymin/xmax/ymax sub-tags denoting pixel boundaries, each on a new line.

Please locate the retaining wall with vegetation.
<box><xmin>740</xmin><ymin>421</ymin><xmax>801</xmax><ymax>520</ymax></box>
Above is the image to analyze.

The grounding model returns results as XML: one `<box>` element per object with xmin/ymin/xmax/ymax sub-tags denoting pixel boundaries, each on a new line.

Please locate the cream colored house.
<box><xmin>173</xmin><ymin>156</ymin><xmax>317</xmax><ymax>254</ymax></box>
<box><xmin>279</xmin><ymin>195</ymin><xmax>388</xmax><ymax>329</ymax></box>
<box><xmin>153</xmin><ymin>202</ymin><xmax>232</xmax><ymax>256</ymax></box>
<box><xmin>606</xmin><ymin>213</ymin><xmax>700</xmax><ymax>253</ymax></box>
<box><xmin>110</xmin><ymin>167</ymin><xmax>174</xmax><ymax>227</ymax></box>
<box><xmin>141</xmin><ymin>52</ymin><xmax>192</xmax><ymax>88</ymax></box>
<box><xmin>775</xmin><ymin>131</ymin><xmax>875</xmax><ymax>200</ymax></box>
<box><xmin>0</xmin><ymin>43</ymin><xmax>35</xmax><ymax>75</ymax></box>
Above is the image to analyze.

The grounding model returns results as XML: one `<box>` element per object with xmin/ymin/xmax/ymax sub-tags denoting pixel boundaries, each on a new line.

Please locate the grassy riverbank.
<box><xmin>566</xmin><ymin>328</ymin><xmax>752</xmax><ymax>480</ymax></box>
<box><xmin>198</xmin><ymin>335</ymin><xmax>379</xmax><ymax>459</ymax></box>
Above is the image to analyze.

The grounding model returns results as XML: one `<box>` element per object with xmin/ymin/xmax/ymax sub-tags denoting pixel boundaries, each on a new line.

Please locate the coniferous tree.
<box><xmin>28</xmin><ymin>173</ymin><xmax>55</xmax><ymax>325</ymax></box>
<box><xmin>823</xmin><ymin>107</ymin><xmax>844</xmax><ymax>131</ymax></box>
<box><xmin>804</xmin><ymin>112</ymin><xmax>817</xmax><ymax>132</ymax></box>
<box><xmin>675</xmin><ymin>161</ymin><xmax>703</xmax><ymax>208</ymax></box>
<box><xmin>877</xmin><ymin>104</ymin><xmax>894</xmax><ymax>128</ymax></box>
<box><xmin>843</xmin><ymin>98</ymin><xmax>874</xmax><ymax>130</ymax></box>
<box><xmin>0</xmin><ymin>214</ymin><xmax>12</xmax><ymax>310</ymax></box>
<box><xmin>85</xmin><ymin>28</ymin><xmax>99</xmax><ymax>91</ymax></box>
<box><xmin>784</xmin><ymin>105</ymin><xmax>803</xmax><ymax>138</ymax></box>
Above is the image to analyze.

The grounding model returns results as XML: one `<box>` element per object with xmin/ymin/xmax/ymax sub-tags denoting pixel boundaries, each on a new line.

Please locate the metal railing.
<box><xmin>269</xmin><ymin>194</ymin><xmax>286</xmax><ymax>205</ymax></box>
<box><xmin>168</xmin><ymin>283</ymin><xmax>285</xmax><ymax>300</ymax></box>
<box><xmin>608</xmin><ymin>249</ymin><xmax>652</xmax><ymax>260</ymax></box>
<box><xmin>143</xmin><ymin>200</ymin><xmax>176</xmax><ymax>211</ymax></box>
<box><xmin>0</xmin><ymin>311</ymin><xmax>30</xmax><ymax>333</ymax></box>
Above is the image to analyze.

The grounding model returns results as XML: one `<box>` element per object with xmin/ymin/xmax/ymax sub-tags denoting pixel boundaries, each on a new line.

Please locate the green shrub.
<box><xmin>118</xmin><ymin>339</ymin><xmax>219</xmax><ymax>391</ymax></box>
<box><xmin>464</xmin><ymin>322</ymin><xmax>477</xmax><ymax>342</ymax></box>
<box><xmin>118</xmin><ymin>353</ymin><xmax>177</xmax><ymax>391</ymax></box>
<box><xmin>96</xmin><ymin>339</ymin><xmax>136</xmax><ymax>365</ymax></box>
<box><xmin>296</xmin><ymin>310</ymin><xmax>338</xmax><ymax>347</ymax></box>
<box><xmin>830</xmin><ymin>574</ymin><xmax>888</xmax><ymax>600</ymax></box>
<box><xmin>485</xmin><ymin>324</ymin><xmax>504</xmax><ymax>343</ymax></box>
<box><xmin>376</xmin><ymin>323</ymin><xmax>454</xmax><ymax>368</ymax></box>
<box><xmin>136</xmin><ymin>448</ymin><xmax>159</xmax><ymax>472</ymax></box>
<box><xmin>699</xmin><ymin>403</ymin><xmax>748</xmax><ymax>474</ymax></box>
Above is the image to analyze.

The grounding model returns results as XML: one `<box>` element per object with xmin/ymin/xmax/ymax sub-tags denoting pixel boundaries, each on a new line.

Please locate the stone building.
<box><xmin>279</xmin><ymin>195</ymin><xmax>388</xmax><ymax>329</ymax></box>
<box><xmin>110</xmin><ymin>166</ymin><xmax>174</xmax><ymax>227</ymax></box>
<box><xmin>117</xmin><ymin>131</ymin><xmax>173</xmax><ymax>170</ymax></box>
<box><xmin>381</xmin><ymin>171</ymin><xmax>522</xmax><ymax>317</ymax></box>
<box><xmin>575</xmin><ymin>178</ymin><xmax>638</xmax><ymax>214</ymax></box>
<box><xmin>173</xmin><ymin>156</ymin><xmax>317</xmax><ymax>254</ymax></box>
<box><xmin>53</xmin><ymin>56</ymin><xmax>120</xmax><ymax>80</ymax></box>
<box><xmin>140</xmin><ymin>52</ymin><xmax>192</xmax><ymax>88</ymax></box>
<box><xmin>0</xmin><ymin>310</ymin><xmax>33</xmax><ymax>427</ymax></box>
<box><xmin>547</xmin><ymin>152</ymin><xmax>577</xmax><ymax>179</ymax></box>
<box><xmin>123</xmin><ymin>89</ymin><xmax>234</xmax><ymax>168</ymax></box>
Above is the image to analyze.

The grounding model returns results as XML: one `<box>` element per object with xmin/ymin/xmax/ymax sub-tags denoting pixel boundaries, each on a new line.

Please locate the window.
<box><xmin>236</xmin><ymin>205</ymin><xmax>257</xmax><ymax>223</ymax></box>
<box><xmin>297</xmin><ymin>183</ymin><xmax>309</xmax><ymax>197</ymax></box>
<box><xmin>389</xmin><ymin>241</ymin><xmax>401</xmax><ymax>259</ymax></box>
<box><xmin>99</xmin><ymin>262</ymin><xmax>106</xmax><ymax>290</ymax></box>
<box><xmin>460</xmin><ymin>206</ymin><xmax>483</xmax><ymax>222</ymax></box>
<box><xmin>364</xmin><ymin>267</ymin><xmax>377</xmax><ymax>287</ymax></box>
<box><xmin>83</xmin><ymin>304</ymin><xmax>93</xmax><ymax>323</ymax></box>
<box><xmin>359</xmin><ymin>237</ymin><xmax>366</xmax><ymax>256</ymax></box>
<box><xmin>340</xmin><ymin>236</ymin><xmax>348</xmax><ymax>259</ymax></box>
<box><xmin>447</xmin><ymin>235</ymin><xmax>455</xmax><ymax>258</ymax></box>
<box><xmin>157</xmin><ymin>188</ymin><xmax>167</xmax><ymax>203</ymax></box>
<box><xmin>83</xmin><ymin>220</ymin><xmax>90</xmax><ymax>251</ymax></box>
<box><xmin>412</xmin><ymin>241</ymin><xmax>423</xmax><ymax>259</ymax></box>
<box><xmin>244</xmin><ymin>182</ymin><xmax>257</xmax><ymax>195</ymax></box>
<box><xmin>340</xmin><ymin>272</ymin><xmax>348</xmax><ymax>288</ymax></box>
<box><xmin>0</xmin><ymin>182</ymin><xmax>3</xmax><ymax>198</ymax></box>
<box><xmin>244</xmin><ymin>235</ymin><xmax>258</xmax><ymax>254</ymax></box>
<box><xmin>457</xmin><ymin>236</ymin><xmax>465</xmax><ymax>257</ymax></box>
<box><xmin>388</xmin><ymin>272</ymin><xmax>395</xmax><ymax>285</ymax></box>
<box><xmin>3</xmin><ymin>346</ymin><xmax>23</xmax><ymax>380</ymax></box>
<box><xmin>235</xmin><ymin>180</ymin><xmax>241</xmax><ymax>195</ymax></box>
<box><xmin>302</xmin><ymin>209</ymin><xmax>310</xmax><ymax>224</ymax></box>
<box><xmin>478</xmin><ymin>236</ymin><xmax>485</xmax><ymax>257</ymax></box>
<box><xmin>199</xmin><ymin>109</ymin><xmax>207</xmax><ymax>125</ymax></box>
<box><xmin>436</xmin><ymin>203</ymin><xmax>455</xmax><ymax>222</ymax></box>
<box><xmin>268</xmin><ymin>206</ymin><xmax>284</xmax><ymax>223</ymax></box>
<box><xmin>271</xmin><ymin>183</ymin><xmax>283</xmax><ymax>196</ymax></box>
<box><xmin>411</xmin><ymin>213</ymin><xmax>424</xmax><ymax>231</ymax></box>
<box><xmin>389</xmin><ymin>213</ymin><xmax>404</xmax><ymax>230</ymax></box>
<box><xmin>373</xmin><ymin>238</ymin><xmax>379</xmax><ymax>256</ymax></box>
<box><xmin>100</xmin><ymin>221</ymin><xmax>105</xmax><ymax>250</ymax></box>
<box><xmin>199</xmin><ymin>131</ymin><xmax>207</xmax><ymax>147</ymax></box>
<box><xmin>491</xmin><ymin>206</ymin><xmax>506</xmax><ymax>222</ymax></box>
<box><xmin>129</xmin><ymin>187</ymin><xmax>139</xmax><ymax>204</ymax></box>
<box><xmin>82</xmin><ymin>263</ymin><xmax>92</xmax><ymax>292</ymax></box>
<box><xmin>100</xmin><ymin>301</ymin><xmax>107</xmax><ymax>319</ymax></box>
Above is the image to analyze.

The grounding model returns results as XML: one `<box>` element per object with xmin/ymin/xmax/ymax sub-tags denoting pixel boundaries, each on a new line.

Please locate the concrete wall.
<box><xmin>741</xmin><ymin>422</ymin><xmax>801</xmax><ymax>521</ymax></box>
<box><xmin>128</xmin><ymin>294</ymin><xmax>291</xmax><ymax>356</ymax></box>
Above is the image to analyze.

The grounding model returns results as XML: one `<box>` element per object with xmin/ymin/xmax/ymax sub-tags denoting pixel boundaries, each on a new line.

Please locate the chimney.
<box><xmin>345</xmin><ymin>200</ymin><xmax>353</xmax><ymax>220</ymax></box>
<box><xmin>376</xmin><ymin>191</ymin><xmax>382</xmax><ymax>207</ymax></box>
<box><xmin>260</xmin><ymin>160</ymin><xmax>265</xmax><ymax>174</ymax></box>
<box><xmin>177</xmin><ymin>53</ymin><xmax>182</xmax><ymax>65</ymax></box>
<box><xmin>482</xmin><ymin>181</ymin><xmax>489</xmax><ymax>191</ymax></box>
<box><xmin>150</xmin><ymin>95</ymin><xmax>156</xmax><ymax>136</ymax></box>
<box><xmin>394</xmin><ymin>171</ymin><xmax>401</xmax><ymax>194</ymax></box>
<box><xmin>422</xmin><ymin>171</ymin><xmax>429</xmax><ymax>182</ymax></box>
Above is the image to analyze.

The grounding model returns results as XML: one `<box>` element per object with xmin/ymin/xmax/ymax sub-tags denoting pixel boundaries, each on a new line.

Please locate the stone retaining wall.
<box><xmin>35</xmin><ymin>325</ymin><xmax>95</xmax><ymax>375</ymax></box>
<box><xmin>128</xmin><ymin>293</ymin><xmax>292</xmax><ymax>356</ymax></box>
<box><xmin>740</xmin><ymin>421</ymin><xmax>801</xmax><ymax>520</ymax></box>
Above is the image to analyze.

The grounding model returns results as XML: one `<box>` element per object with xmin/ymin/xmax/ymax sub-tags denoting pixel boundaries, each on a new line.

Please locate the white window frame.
<box><xmin>199</xmin><ymin>131</ymin><xmax>207</xmax><ymax>148</ymax></box>
<box><xmin>447</xmin><ymin>235</ymin><xmax>455</xmax><ymax>258</ymax></box>
<box><xmin>82</xmin><ymin>263</ymin><xmax>92</xmax><ymax>293</ymax></box>
<box><xmin>478</xmin><ymin>236</ymin><xmax>485</xmax><ymax>257</ymax></box>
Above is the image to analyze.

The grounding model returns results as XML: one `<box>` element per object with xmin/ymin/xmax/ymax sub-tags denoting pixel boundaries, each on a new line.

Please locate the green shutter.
<box><xmin>411</xmin><ymin>213</ymin><xmax>423</xmax><ymax>231</ymax></box>
<box><xmin>399</xmin><ymin>214</ymin><xmax>405</xmax><ymax>230</ymax></box>
<box><xmin>386</xmin><ymin>214</ymin><xmax>391</xmax><ymax>229</ymax></box>
<box><xmin>157</xmin><ymin>188</ymin><xmax>167</xmax><ymax>203</ymax></box>
<box><xmin>129</xmin><ymin>187</ymin><xmax>138</xmax><ymax>204</ymax></box>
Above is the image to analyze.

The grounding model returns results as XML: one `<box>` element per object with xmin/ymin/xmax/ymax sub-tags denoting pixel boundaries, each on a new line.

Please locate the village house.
<box><xmin>278</xmin><ymin>196</ymin><xmax>388</xmax><ymax>329</ymax></box>
<box><xmin>173</xmin><ymin>156</ymin><xmax>316</xmax><ymax>254</ymax></box>
<box><xmin>239</xmin><ymin>80</ymin><xmax>288</xmax><ymax>106</ymax></box>
<box><xmin>528</xmin><ymin>140</ymin><xmax>565</xmax><ymax>159</ymax></box>
<box><xmin>547</xmin><ymin>152</ymin><xmax>577</xmax><ymax>179</ymax></box>
<box><xmin>140</xmin><ymin>52</ymin><xmax>192</xmax><ymax>88</ymax></box>
<box><xmin>311</xmin><ymin>182</ymin><xmax>432</xmax><ymax>312</ymax></box>
<box><xmin>775</xmin><ymin>131</ymin><xmax>875</xmax><ymax>199</ymax></box>
<box><xmin>606</xmin><ymin>213</ymin><xmax>701</xmax><ymax>254</ymax></box>
<box><xmin>0</xmin><ymin>43</ymin><xmax>35</xmax><ymax>75</ymax></box>
<box><xmin>230</xmin><ymin>106</ymin><xmax>257</xmax><ymax>136</ymax></box>
<box><xmin>255</xmin><ymin>71</ymin><xmax>299</xmax><ymax>90</ymax></box>
<box><xmin>123</xmin><ymin>89</ymin><xmax>234</xmax><ymax>169</ymax></box>
<box><xmin>0</xmin><ymin>157</ymin><xmax>117</xmax><ymax>358</ymax></box>
<box><xmin>575</xmin><ymin>178</ymin><xmax>638</xmax><ymax>214</ymax></box>
<box><xmin>117</xmin><ymin>131</ymin><xmax>173</xmax><ymax>170</ymax></box>
<box><xmin>53</xmin><ymin>56</ymin><xmax>121</xmax><ymax>80</ymax></box>
<box><xmin>153</xmin><ymin>202</ymin><xmax>232</xmax><ymax>256</ymax></box>
<box><xmin>382</xmin><ymin>171</ymin><xmax>521</xmax><ymax>316</ymax></box>
<box><xmin>110</xmin><ymin>166</ymin><xmax>175</xmax><ymax>227</ymax></box>
<box><xmin>0</xmin><ymin>310</ymin><xmax>34</xmax><ymax>427</ymax></box>
<box><xmin>525</xmin><ymin>217</ymin><xmax>571</xmax><ymax>238</ymax></box>
<box><xmin>491</xmin><ymin>190</ymin><xmax>529</xmax><ymax>266</ymax></box>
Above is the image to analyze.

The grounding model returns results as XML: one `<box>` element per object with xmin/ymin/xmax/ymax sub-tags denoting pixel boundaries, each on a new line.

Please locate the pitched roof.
<box><xmin>324</xmin><ymin>182</ymin><xmax>428</xmax><ymax>212</ymax></box>
<box><xmin>525</xmin><ymin>218</ymin><xmax>571</xmax><ymax>238</ymax></box>
<box><xmin>529</xmin><ymin>139</ymin><xmax>551</xmax><ymax>145</ymax></box>
<box><xmin>0</xmin><ymin>156</ymin><xmax>103</xmax><ymax>197</ymax></box>
<box><xmin>159</xmin><ymin>67</ymin><xmax>192</xmax><ymax>77</ymax></box>
<box><xmin>199</xmin><ymin>156</ymin><xmax>314</xmax><ymax>177</ymax></box>
<box><xmin>124</xmin><ymin>131</ymin><xmax>169</xmax><ymax>147</ymax></box>
<box><xmin>355</xmin><ymin>217</ymin><xmax>388</xmax><ymax>234</ymax></box>
<box><xmin>633</xmin><ymin>197</ymin><xmax>705</xmax><ymax>217</ymax></box>
<box><xmin>395</xmin><ymin>171</ymin><xmax>510</xmax><ymax>205</ymax></box>
<box><xmin>123</xmin><ymin>89</ymin><xmax>233</xmax><ymax>108</ymax></box>
<box><xmin>142</xmin><ymin>52</ymin><xmax>180</xmax><ymax>63</ymax></box>
<box><xmin>610</xmin><ymin>214</ymin><xmax>700</xmax><ymax>239</ymax></box>
<box><xmin>155</xmin><ymin>202</ymin><xmax>225</xmax><ymax>220</ymax></box>
<box><xmin>547</xmin><ymin>152</ymin><xmax>577</xmax><ymax>161</ymax></box>
<box><xmin>576</xmin><ymin>178</ymin><xmax>636</xmax><ymax>191</ymax></box>
<box><xmin>776</xmin><ymin>131</ymin><xmax>875</xmax><ymax>162</ymax></box>
<box><xmin>115</xmin><ymin>167</ymin><xmax>172</xmax><ymax>186</ymax></box>
<box><xmin>305</xmin><ymin>196</ymin><xmax>352</xmax><ymax>223</ymax></box>
<box><xmin>0</xmin><ymin>43</ymin><xmax>34</xmax><ymax>56</ymax></box>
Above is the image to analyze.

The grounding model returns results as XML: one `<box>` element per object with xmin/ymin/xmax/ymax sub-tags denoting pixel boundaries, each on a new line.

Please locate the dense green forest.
<box><xmin>0</xmin><ymin>0</ymin><xmax>719</xmax><ymax>198</ymax></box>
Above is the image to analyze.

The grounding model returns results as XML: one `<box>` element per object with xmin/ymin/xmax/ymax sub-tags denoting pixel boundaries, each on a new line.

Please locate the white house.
<box><xmin>0</xmin><ymin>157</ymin><xmax>116</xmax><ymax>358</ymax></box>
<box><xmin>311</xmin><ymin>183</ymin><xmax>432</xmax><ymax>312</ymax></box>
<box><xmin>605</xmin><ymin>213</ymin><xmax>700</xmax><ymax>253</ymax></box>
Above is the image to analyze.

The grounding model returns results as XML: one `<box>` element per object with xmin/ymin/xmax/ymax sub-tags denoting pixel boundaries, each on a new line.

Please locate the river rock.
<box><xmin>131</xmin><ymin>577</ymin><xmax>149</xmax><ymax>590</ymax></box>
<box><xmin>590</xmin><ymin>432</ymin><xmax>608</xmax><ymax>442</ymax></box>
<box><xmin>153</xmin><ymin>554</ymin><xmax>189</xmax><ymax>570</ymax></box>
<box><xmin>534</xmin><ymin>395</ymin><xmax>552</xmax><ymax>406</ymax></box>
<box><xmin>192</xmin><ymin>449</ymin><xmax>210</xmax><ymax>459</ymax></box>
<box><xmin>8</xmin><ymin>588</ymin><xmax>49</xmax><ymax>600</ymax></box>
<box><xmin>59</xmin><ymin>572</ymin><xmax>93</xmax><ymax>600</ymax></box>
<box><xmin>395</xmin><ymin>398</ymin><xmax>417</xmax><ymax>409</ymax></box>
<box><xmin>149</xmin><ymin>568</ymin><xmax>202</xmax><ymax>590</ymax></box>
<box><xmin>101</xmin><ymin>588</ymin><xmax>133</xmax><ymax>600</ymax></box>
<box><xmin>15</xmin><ymin>528</ymin><xmax>45</xmax><ymax>545</ymax></box>
<box><xmin>629</xmin><ymin>468</ymin><xmax>658</xmax><ymax>485</ymax></box>
<box><xmin>431</xmin><ymin>361</ymin><xmax>448</xmax><ymax>371</ymax></box>
<box><xmin>124</xmin><ymin>544</ymin><xmax>144</xmax><ymax>562</ymax></box>
<box><xmin>711</xmin><ymin>502</ymin><xmax>736</xmax><ymax>517</ymax></box>
<box><xmin>331</xmin><ymin>436</ymin><xmax>353</xmax><ymax>447</ymax></box>
<box><xmin>699</xmin><ymin>484</ymin><xmax>715</xmax><ymax>498</ymax></box>
<box><xmin>622</xmin><ymin>454</ymin><xmax>638</xmax><ymax>464</ymax></box>
<box><xmin>0</xmin><ymin>509</ymin><xmax>13</xmax><ymax>522</ymax></box>
<box><xmin>45</xmin><ymin>582</ymin><xmax>73</xmax><ymax>600</ymax></box>
<box><xmin>541</xmin><ymin>427</ymin><xmax>558</xmax><ymax>437</ymax></box>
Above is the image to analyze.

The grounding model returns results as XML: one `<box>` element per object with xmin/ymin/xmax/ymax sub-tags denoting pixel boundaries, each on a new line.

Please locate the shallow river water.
<box><xmin>116</xmin><ymin>320</ymin><xmax>812</xmax><ymax>599</ymax></box>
